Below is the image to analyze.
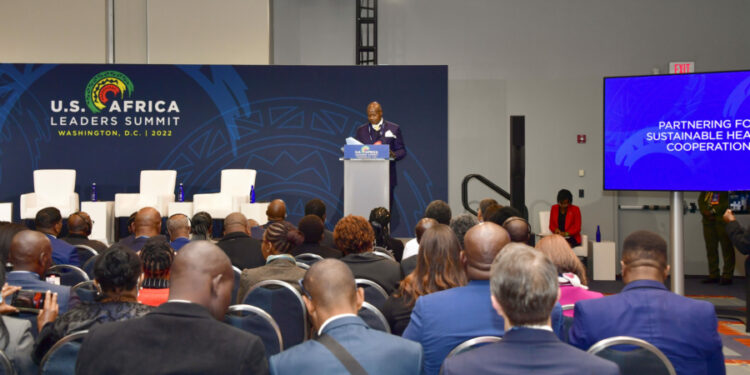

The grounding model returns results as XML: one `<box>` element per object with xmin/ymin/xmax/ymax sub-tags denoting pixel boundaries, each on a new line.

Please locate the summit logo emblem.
<box><xmin>84</xmin><ymin>70</ymin><xmax>134</xmax><ymax>114</ymax></box>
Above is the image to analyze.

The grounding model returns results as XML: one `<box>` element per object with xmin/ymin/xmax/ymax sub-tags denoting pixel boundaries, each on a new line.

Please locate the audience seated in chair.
<box><xmin>441</xmin><ymin>244</ymin><xmax>619</xmax><ymax>375</ymax></box>
<box><xmin>369</xmin><ymin>207</ymin><xmax>405</xmax><ymax>261</ymax></box>
<box><xmin>61</xmin><ymin>212</ymin><xmax>107</xmax><ymax>254</ymax></box>
<box><xmin>251</xmin><ymin>199</ymin><xmax>290</xmax><ymax>241</ymax></box>
<box><xmin>569</xmin><ymin>230</ymin><xmax>725</xmax><ymax>375</ymax></box>
<box><xmin>304</xmin><ymin>198</ymin><xmax>335</xmax><ymax>248</ymax></box>
<box><xmin>402</xmin><ymin>222</ymin><xmax>563</xmax><ymax>375</ymax></box>
<box><xmin>449</xmin><ymin>213</ymin><xmax>478</xmax><ymax>250</ymax></box>
<box><xmin>401</xmin><ymin>218</ymin><xmax>438</xmax><ymax>275</ymax></box>
<box><xmin>402</xmin><ymin>201</ymin><xmax>452</xmax><ymax>260</ymax></box>
<box><xmin>7</xmin><ymin>230</ymin><xmax>77</xmax><ymax>313</ymax></box>
<box><xmin>502</xmin><ymin>216</ymin><xmax>531</xmax><ymax>244</ymax></box>
<box><xmin>165</xmin><ymin>214</ymin><xmax>190</xmax><ymax>251</ymax></box>
<box><xmin>33</xmin><ymin>244</ymin><xmax>152</xmax><ymax>363</ymax></box>
<box><xmin>35</xmin><ymin>207</ymin><xmax>79</xmax><ymax>266</ymax></box>
<box><xmin>0</xmin><ymin>222</ymin><xmax>28</xmax><ymax>264</ymax></box>
<box><xmin>236</xmin><ymin>222</ymin><xmax>306</xmax><ymax>302</ymax></box>
<box><xmin>76</xmin><ymin>241</ymin><xmax>268</xmax><ymax>375</ymax></box>
<box><xmin>336</xmin><ymin>215</ymin><xmax>402</xmax><ymax>295</ymax></box>
<box><xmin>118</xmin><ymin>207</ymin><xmax>166</xmax><ymax>252</ymax></box>
<box><xmin>216</xmin><ymin>213</ymin><xmax>264</xmax><ymax>271</ymax></box>
<box><xmin>190</xmin><ymin>211</ymin><xmax>213</xmax><ymax>242</ymax></box>
<box><xmin>536</xmin><ymin>234</ymin><xmax>602</xmax><ymax>317</ymax></box>
<box><xmin>383</xmin><ymin>224</ymin><xmax>467</xmax><ymax>336</ymax></box>
<box><xmin>476</xmin><ymin>198</ymin><xmax>498</xmax><ymax>223</ymax></box>
<box><xmin>0</xmin><ymin>266</ymin><xmax>44</xmax><ymax>374</ymax></box>
<box><xmin>269</xmin><ymin>259</ymin><xmax>422</xmax><ymax>375</ymax></box>
<box><xmin>291</xmin><ymin>215</ymin><xmax>342</xmax><ymax>259</ymax></box>
<box><xmin>138</xmin><ymin>238</ymin><xmax>174</xmax><ymax>307</ymax></box>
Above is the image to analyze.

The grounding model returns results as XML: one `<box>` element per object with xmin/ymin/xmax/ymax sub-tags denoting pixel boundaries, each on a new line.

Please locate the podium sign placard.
<box><xmin>343</xmin><ymin>145</ymin><xmax>390</xmax><ymax>159</ymax></box>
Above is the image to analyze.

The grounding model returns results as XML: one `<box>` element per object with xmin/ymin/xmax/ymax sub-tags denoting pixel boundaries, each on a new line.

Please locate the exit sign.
<box><xmin>669</xmin><ymin>62</ymin><xmax>694</xmax><ymax>74</ymax></box>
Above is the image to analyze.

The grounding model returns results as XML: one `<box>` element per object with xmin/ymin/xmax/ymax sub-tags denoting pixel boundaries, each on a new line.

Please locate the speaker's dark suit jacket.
<box><xmin>354</xmin><ymin>121</ymin><xmax>406</xmax><ymax>187</ymax></box>
<box><xmin>442</xmin><ymin>327</ymin><xmax>619</xmax><ymax>375</ymax></box>
<box><xmin>269</xmin><ymin>315</ymin><xmax>421</xmax><ymax>375</ymax></box>
<box><xmin>75</xmin><ymin>302</ymin><xmax>268</xmax><ymax>375</ymax></box>
<box><xmin>216</xmin><ymin>231</ymin><xmax>265</xmax><ymax>270</ymax></box>
<box><xmin>569</xmin><ymin>279</ymin><xmax>725</xmax><ymax>375</ymax></box>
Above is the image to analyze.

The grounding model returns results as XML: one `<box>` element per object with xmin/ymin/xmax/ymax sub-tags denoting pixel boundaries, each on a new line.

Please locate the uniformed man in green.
<box><xmin>699</xmin><ymin>191</ymin><xmax>735</xmax><ymax>284</ymax></box>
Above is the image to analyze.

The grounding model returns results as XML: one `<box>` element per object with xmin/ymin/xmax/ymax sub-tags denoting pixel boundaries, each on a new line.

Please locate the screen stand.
<box><xmin>669</xmin><ymin>191</ymin><xmax>684</xmax><ymax>295</ymax></box>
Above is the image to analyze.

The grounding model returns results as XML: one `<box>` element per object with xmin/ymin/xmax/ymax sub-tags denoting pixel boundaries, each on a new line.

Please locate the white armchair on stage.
<box><xmin>538</xmin><ymin>210</ymin><xmax>588</xmax><ymax>258</ymax></box>
<box><xmin>20</xmin><ymin>169</ymin><xmax>79</xmax><ymax>219</ymax></box>
<box><xmin>115</xmin><ymin>170</ymin><xmax>176</xmax><ymax>217</ymax></box>
<box><xmin>192</xmin><ymin>169</ymin><xmax>256</xmax><ymax>218</ymax></box>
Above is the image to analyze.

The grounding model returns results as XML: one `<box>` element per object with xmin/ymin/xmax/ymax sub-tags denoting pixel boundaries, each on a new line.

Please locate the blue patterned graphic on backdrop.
<box><xmin>159</xmin><ymin>97</ymin><xmax>435</xmax><ymax>236</ymax></box>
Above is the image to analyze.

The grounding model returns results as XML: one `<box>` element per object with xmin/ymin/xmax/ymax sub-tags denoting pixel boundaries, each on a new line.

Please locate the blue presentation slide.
<box><xmin>604</xmin><ymin>70</ymin><xmax>750</xmax><ymax>191</ymax></box>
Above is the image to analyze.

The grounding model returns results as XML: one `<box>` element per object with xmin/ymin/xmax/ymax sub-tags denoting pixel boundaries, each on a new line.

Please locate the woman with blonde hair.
<box><xmin>536</xmin><ymin>234</ymin><xmax>602</xmax><ymax>317</ymax></box>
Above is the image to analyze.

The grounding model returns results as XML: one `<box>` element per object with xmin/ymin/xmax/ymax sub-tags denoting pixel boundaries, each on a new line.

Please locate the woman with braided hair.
<box><xmin>236</xmin><ymin>221</ymin><xmax>306</xmax><ymax>302</ymax></box>
<box><xmin>138</xmin><ymin>237</ymin><xmax>175</xmax><ymax>307</ymax></box>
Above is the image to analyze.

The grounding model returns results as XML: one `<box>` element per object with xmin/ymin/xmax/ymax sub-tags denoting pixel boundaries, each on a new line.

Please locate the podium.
<box><xmin>342</xmin><ymin>145</ymin><xmax>390</xmax><ymax>217</ymax></box>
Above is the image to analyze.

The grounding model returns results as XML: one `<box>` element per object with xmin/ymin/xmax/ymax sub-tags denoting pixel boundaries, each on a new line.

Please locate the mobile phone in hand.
<box><xmin>10</xmin><ymin>290</ymin><xmax>47</xmax><ymax>312</ymax></box>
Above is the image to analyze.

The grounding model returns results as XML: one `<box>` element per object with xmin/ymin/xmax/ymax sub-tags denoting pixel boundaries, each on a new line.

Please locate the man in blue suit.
<box><xmin>35</xmin><ymin>207</ymin><xmax>79</xmax><ymax>266</ymax></box>
<box><xmin>569</xmin><ymin>230</ymin><xmax>725</xmax><ymax>375</ymax></box>
<box><xmin>270</xmin><ymin>259</ymin><xmax>422</xmax><ymax>374</ymax></box>
<box><xmin>402</xmin><ymin>222</ymin><xmax>564</xmax><ymax>375</ymax></box>
<box><xmin>354</xmin><ymin>102</ymin><xmax>407</xmax><ymax>205</ymax></box>
<box><xmin>7</xmin><ymin>230</ymin><xmax>76</xmax><ymax>313</ymax></box>
<box><xmin>442</xmin><ymin>244</ymin><xmax>619</xmax><ymax>375</ymax></box>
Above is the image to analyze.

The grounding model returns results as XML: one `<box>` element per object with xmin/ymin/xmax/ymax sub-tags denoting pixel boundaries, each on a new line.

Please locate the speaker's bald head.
<box><xmin>462</xmin><ymin>222</ymin><xmax>510</xmax><ymax>280</ymax></box>
<box><xmin>303</xmin><ymin>259</ymin><xmax>358</xmax><ymax>312</ymax></box>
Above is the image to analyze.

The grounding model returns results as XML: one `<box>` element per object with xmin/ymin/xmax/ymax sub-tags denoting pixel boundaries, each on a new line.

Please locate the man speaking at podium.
<box><xmin>354</xmin><ymin>101</ymin><xmax>407</xmax><ymax>206</ymax></box>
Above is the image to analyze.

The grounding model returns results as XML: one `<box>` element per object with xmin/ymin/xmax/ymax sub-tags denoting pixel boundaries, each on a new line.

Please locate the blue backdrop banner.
<box><xmin>0</xmin><ymin>64</ymin><xmax>448</xmax><ymax>236</ymax></box>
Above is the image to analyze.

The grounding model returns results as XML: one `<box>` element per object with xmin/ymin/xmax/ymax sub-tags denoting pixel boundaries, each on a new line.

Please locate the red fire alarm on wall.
<box><xmin>577</xmin><ymin>134</ymin><xmax>586</xmax><ymax>144</ymax></box>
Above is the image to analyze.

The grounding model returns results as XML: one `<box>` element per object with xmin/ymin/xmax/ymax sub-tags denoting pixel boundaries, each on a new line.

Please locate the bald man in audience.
<box><xmin>217</xmin><ymin>212</ymin><xmax>264</xmax><ymax>270</ymax></box>
<box><xmin>251</xmin><ymin>199</ymin><xmax>288</xmax><ymax>240</ymax></box>
<box><xmin>401</xmin><ymin>217</ymin><xmax>438</xmax><ymax>261</ymax></box>
<box><xmin>76</xmin><ymin>241</ymin><xmax>268</xmax><ymax>375</ymax></box>
<box><xmin>402</xmin><ymin>222</ymin><xmax>564</xmax><ymax>375</ymax></box>
<box><xmin>502</xmin><ymin>216</ymin><xmax>531</xmax><ymax>244</ymax></box>
<box><xmin>7</xmin><ymin>230</ymin><xmax>76</xmax><ymax>312</ymax></box>
<box><xmin>442</xmin><ymin>244</ymin><xmax>618</xmax><ymax>375</ymax></box>
<box><xmin>270</xmin><ymin>259</ymin><xmax>422</xmax><ymax>374</ymax></box>
<box><xmin>118</xmin><ymin>207</ymin><xmax>166</xmax><ymax>252</ymax></box>
<box><xmin>569</xmin><ymin>230</ymin><xmax>724</xmax><ymax>375</ymax></box>
<box><xmin>166</xmin><ymin>214</ymin><xmax>191</xmax><ymax>251</ymax></box>
<box><xmin>62</xmin><ymin>212</ymin><xmax>107</xmax><ymax>253</ymax></box>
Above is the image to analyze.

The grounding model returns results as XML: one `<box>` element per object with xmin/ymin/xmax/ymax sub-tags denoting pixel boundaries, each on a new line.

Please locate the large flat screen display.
<box><xmin>604</xmin><ymin>70</ymin><xmax>750</xmax><ymax>191</ymax></box>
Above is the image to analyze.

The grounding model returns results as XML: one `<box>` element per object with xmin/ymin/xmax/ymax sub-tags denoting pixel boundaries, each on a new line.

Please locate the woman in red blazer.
<box><xmin>549</xmin><ymin>189</ymin><xmax>581</xmax><ymax>247</ymax></box>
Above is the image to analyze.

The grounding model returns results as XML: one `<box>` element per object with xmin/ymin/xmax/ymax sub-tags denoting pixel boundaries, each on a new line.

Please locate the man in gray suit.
<box><xmin>270</xmin><ymin>259</ymin><xmax>422</xmax><ymax>374</ymax></box>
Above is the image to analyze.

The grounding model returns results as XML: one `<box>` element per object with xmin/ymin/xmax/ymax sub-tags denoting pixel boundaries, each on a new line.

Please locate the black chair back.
<box><xmin>225</xmin><ymin>304</ymin><xmax>283</xmax><ymax>357</ymax></box>
<box><xmin>355</xmin><ymin>278</ymin><xmax>388</xmax><ymax>310</ymax></box>
<box><xmin>39</xmin><ymin>330</ymin><xmax>88</xmax><ymax>375</ymax></box>
<box><xmin>243</xmin><ymin>280</ymin><xmax>308</xmax><ymax>348</ymax></box>
<box><xmin>81</xmin><ymin>255</ymin><xmax>99</xmax><ymax>279</ymax></box>
<box><xmin>44</xmin><ymin>265</ymin><xmax>89</xmax><ymax>287</ymax></box>
<box><xmin>71</xmin><ymin>281</ymin><xmax>101</xmax><ymax>303</ymax></box>
<box><xmin>231</xmin><ymin>266</ymin><xmax>241</xmax><ymax>305</ymax></box>
<box><xmin>73</xmin><ymin>245</ymin><xmax>98</xmax><ymax>266</ymax></box>
<box><xmin>294</xmin><ymin>253</ymin><xmax>323</xmax><ymax>266</ymax></box>
<box><xmin>357</xmin><ymin>302</ymin><xmax>390</xmax><ymax>333</ymax></box>
<box><xmin>587</xmin><ymin>336</ymin><xmax>676</xmax><ymax>375</ymax></box>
